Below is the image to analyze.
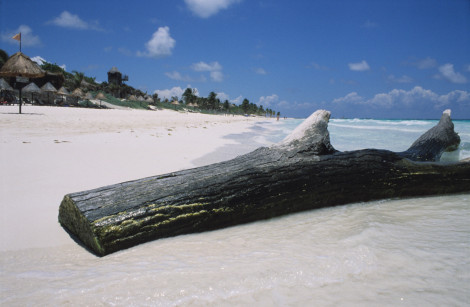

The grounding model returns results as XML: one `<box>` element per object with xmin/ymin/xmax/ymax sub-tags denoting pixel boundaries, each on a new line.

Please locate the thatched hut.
<box><xmin>0</xmin><ymin>52</ymin><xmax>45</xmax><ymax>78</ymax></box>
<box><xmin>0</xmin><ymin>52</ymin><xmax>45</xmax><ymax>112</ymax></box>
<box><xmin>33</xmin><ymin>71</ymin><xmax>64</xmax><ymax>89</ymax></box>
<box><xmin>0</xmin><ymin>78</ymin><xmax>14</xmax><ymax>103</ymax></box>
<box><xmin>22</xmin><ymin>82</ymin><xmax>41</xmax><ymax>104</ymax></box>
<box><xmin>57</xmin><ymin>86</ymin><xmax>70</xmax><ymax>96</ymax></box>
<box><xmin>0</xmin><ymin>78</ymin><xmax>13</xmax><ymax>91</ymax></box>
<box><xmin>41</xmin><ymin>82</ymin><xmax>57</xmax><ymax>104</ymax></box>
<box><xmin>71</xmin><ymin>88</ymin><xmax>84</xmax><ymax>98</ymax></box>
<box><xmin>56</xmin><ymin>87</ymin><xmax>70</xmax><ymax>105</ymax></box>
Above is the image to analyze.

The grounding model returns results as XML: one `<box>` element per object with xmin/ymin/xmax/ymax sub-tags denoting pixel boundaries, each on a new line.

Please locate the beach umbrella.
<box><xmin>0</xmin><ymin>78</ymin><xmax>13</xmax><ymax>91</ymax></box>
<box><xmin>85</xmin><ymin>92</ymin><xmax>94</xmax><ymax>100</ymax></box>
<box><xmin>57</xmin><ymin>86</ymin><xmax>70</xmax><ymax>96</ymax></box>
<box><xmin>41</xmin><ymin>82</ymin><xmax>57</xmax><ymax>104</ymax></box>
<box><xmin>145</xmin><ymin>96</ymin><xmax>154</xmax><ymax>103</ymax></box>
<box><xmin>137</xmin><ymin>96</ymin><xmax>145</xmax><ymax>101</ymax></box>
<box><xmin>95</xmin><ymin>92</ymin><xmax>106</xmax><ymax>107</ymax></box>
<box><xmin>95</xmin><ymin>92</ymin><xmax>106</xmax><ymax>100</ymax></box>
<box><xmin>0</xmin><ymin>52</ymin><xmax>45</xmax><ymax>113</ymax></box>
<box><xmin>0</xmin><ymin>52</ymin><xmax>45</xmax><ymax>78</ymax></box>
<box><xmin>0</xmin><ymin>78</ymin><xmax>14</xmax><ymax>104</ymax></box>
<box><xmin>22</xmin><ymin>82</ymin><xmax>41</xmax><ymax>104</ymax></box>
<box><xmin>57</xmin><ymin>87</ymin><xmax>70</xmax><ymax>105</ymax></box>
<box><xmin>70</xmin><ymin>88</ymin><xmax>84</xmax><ymax>106</ymax></box>
<box><xmin>128</xmin><ymin>95</ymin><xmax>137</xmax><ymax>101</ymax></box>
<box><xmin>171</xmin><ymin>100</ymin><xmax>179</xmax><ymax>105</ymax></box>
<box><xmin>71</xmin><ymin>88</ymin><xmax>84</xmax><ymax>98</ymax></box>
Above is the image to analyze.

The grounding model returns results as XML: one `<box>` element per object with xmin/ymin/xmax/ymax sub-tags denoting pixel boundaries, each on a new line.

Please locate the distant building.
<box><xmin>107</xmin><ymin>66</ymin><xmax>128</xmax><ymax>86</ymax></box>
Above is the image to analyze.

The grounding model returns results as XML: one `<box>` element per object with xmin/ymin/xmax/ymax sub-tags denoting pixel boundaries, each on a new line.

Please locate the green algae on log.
<box><xmin>58</xmin><ymin>109</ymin><xmax>470</xmax><ymax>256</ymax></box>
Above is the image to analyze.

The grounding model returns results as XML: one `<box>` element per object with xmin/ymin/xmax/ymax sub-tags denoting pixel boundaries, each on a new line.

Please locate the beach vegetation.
<box><xmin>0</xmin><ymin>49</ymin><xmax>8</xmax><ymax>70</ymax></box>
<box><xmin>180</xmin><ymin>87</ymin><xmax>278</xmax><ymax>117</ymax></box>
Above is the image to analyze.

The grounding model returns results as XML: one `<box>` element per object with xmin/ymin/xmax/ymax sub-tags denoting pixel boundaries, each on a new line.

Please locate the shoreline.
<box><xmin>0</xmin><ymin>106</ymin><xmax>273</xmax><ymax>252</ymax></box>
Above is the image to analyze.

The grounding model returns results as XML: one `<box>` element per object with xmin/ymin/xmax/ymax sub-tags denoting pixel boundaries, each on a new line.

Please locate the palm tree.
<box><xmin>207</xmin><ymin>91</ymin><xmax>217</xmax><ymax>110</ymax></box>
<box><xmin>72</xmin><ymin>71</ymin><xmax>84</xmax><ymax>89</ymax></box>
<box><xmin>182</xmin><ymin>87</ymin><xmax>195</xmax><ymax>105</ymax></box>
<box><xmin>241</xmin><ymin>98</ymin><xmax>250</xmax><ymax>114</ymax></box>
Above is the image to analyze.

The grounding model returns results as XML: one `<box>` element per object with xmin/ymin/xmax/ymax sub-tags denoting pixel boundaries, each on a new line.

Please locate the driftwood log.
<box><xmin>59</xmin><ymin>109</ymin><xmax>470</xmax><ymax>256</ymax></box>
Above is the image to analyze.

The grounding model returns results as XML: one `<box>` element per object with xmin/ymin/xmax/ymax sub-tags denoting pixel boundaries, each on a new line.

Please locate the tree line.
<box><xmin>159</xmin><ymin>87</ymin><xmax>279</xmax><ymax>117</ymax></box>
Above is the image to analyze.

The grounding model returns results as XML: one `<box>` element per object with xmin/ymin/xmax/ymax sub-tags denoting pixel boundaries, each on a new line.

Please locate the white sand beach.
<box><xmin>0</xmin><ymin>106</ymin><xmax>268</xmax><ymax>252</ymax></box>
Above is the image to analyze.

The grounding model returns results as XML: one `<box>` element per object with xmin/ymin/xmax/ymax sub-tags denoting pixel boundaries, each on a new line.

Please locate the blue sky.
<box><xmin>1</xmin><ymin>0</ymin><xmax>469</xmax><ymax>118</ymax></box>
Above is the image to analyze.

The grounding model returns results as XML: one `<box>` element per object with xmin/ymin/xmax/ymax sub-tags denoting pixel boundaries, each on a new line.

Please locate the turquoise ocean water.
<box><xmin>264</xmin><ymin>117</ymin><xmax>470</xmax><ymax>161</ymax></box>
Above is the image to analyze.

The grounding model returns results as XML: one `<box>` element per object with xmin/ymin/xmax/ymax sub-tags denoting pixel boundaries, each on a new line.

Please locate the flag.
<box><xmin>12</xmin><ymin>33</ymin><xmax>21</xmax><ymax>41</ymax></box>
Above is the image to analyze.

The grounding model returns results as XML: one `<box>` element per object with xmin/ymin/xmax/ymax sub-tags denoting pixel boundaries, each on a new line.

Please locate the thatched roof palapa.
<box><xmin>128</xmin><ymin>95</ymin><xmax>137</xmax><ymax>101</ymax></box>
<box><xmin>57</xmin><ymin>86</ymin><xmax>70</xmax><ymax>96</ymax></box>
<box><xmin>0</xmin><ymin>78</ymin><xmax>13</xmax><ymax>91</ymax></box>
<box><xmin>22</xmin><ymin>82</ymin><xmax>41</xmax><ymax>93</ymax></box>
<box><xmin>95</xmin><ymin>92</ymin><xmax>106</xmax><ymax>100</ymax></box>
<box><xmin>41</xmin><ymin>82</ymin><xmax>57</xmax><ymax>93</ymax></box>
<box><xmin>71</xmin><ymin>88</ymin><xmax>84</xmax><ymax>98</ymax></box>
<box><xmin>171</xmin><ymin>100</ymin><xmax>180</xmax><ymax>105</ymax></box>
<box><xmin>85</xmin><ymin>92</ymin><xmax>94</xmax><ymax>100</ymax></box>
<box><xmin>0</xmin><ymin>52</ymin><xmax>45</xmax><ymax>78</ymax></box>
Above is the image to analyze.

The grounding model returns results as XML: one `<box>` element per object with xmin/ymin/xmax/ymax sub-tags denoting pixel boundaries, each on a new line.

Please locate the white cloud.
<box><xmin>216</xmin><ymin>92</ymin><xmax>229</xmax><ymax>101</ymax></box>
<box><xmin>348</xmin><ymin>60</ymin><xmax>370</xmax><ymax>71</ymax></box>
<box><xmin>165</xmin><ymin>71</ymin><xmax>184</xmax><ymax>80</ymax></box>
<box><xmin>191</xmin><ymin>61</ymin><xmax>222</xmax><ymax>72</ymax></box>
<box><xmin>333</xmin><ymin>86</ymin><xmax>470</xmax><ymax>110</ymax></box>
<box><xmin>438</xmin><ymin>63</ymin><xmax>467</xmax><ymax>84</ymax></box>
<box><xmin>154</xmin><ymin>86</ymin><xmax>185</xmax><ymax>100</ymax></box>
<box><xmin>210</xmin><ymin>70</ymin><xmax>223</xmax><ymax>82</ymax></box>
<box><xmin>230</xmin><ymin>95</ymin><xmax>243</xmax><ymax>104</ymax></box>
<box><xmin>332</xmin><ymin>92</ymin><xmax>364</xmax><ymax>104</ymax></box>
<box><xmin>466</xmin><ymin>64</ymin><xmax>470</xmax><ymax>72</ymax></box>
<box><xmin>31</xmin><ymin>56</ymin><xmax>46</xmax><ymax>66</ymax></box>
<box><xmin>138</xmin><ymin>27</ymin><xmax>176</xmax><ymax>58</ymax></box>
<box><xmin>388</xmin><ymin>74</ymin><xmax>413</xmax><ymax>83</ymax></box>
<box><xmin>185</xmin><ymin>0</ymin><xmax>241</xmax><ymax>18</ymax></box>
<box><xmin>1</xmin><ymin>25</ymin><xmax>41</xmax><ymax>47</ymax></box>
<box><xmin>258</xmin><ymin>94</ymin><xmax>279</xmax><ymax>107</ymax></box>
<box><xmin>31</xmin><ymin>56</ymin><xmax>66</xmax><ymax>71</ymax></box>
<box><xmin>49</xmin><ymin>11</ymin><xmax>103</xmax><ymax>31</ymax></box>
<box><xmin>191</xmin><ymin>61</ymin><xmax>223</xmax><ymax>82</ymax></box>
<box><xmin>414</xmin><ymin>57</ymin><xmax>437</xmax><ymax>69</ymax></box>
<box><xmin>165</xmin><ymin>71</ymin><xmax>202</xmax><ymax>82</ymax></box>
<box><xmin>254</xmin><ymin>67</ymin><xmax>267</xmax><ymax>75</ymax></box>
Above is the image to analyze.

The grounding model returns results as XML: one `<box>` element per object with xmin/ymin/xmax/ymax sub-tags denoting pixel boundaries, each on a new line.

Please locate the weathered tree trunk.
<box><xmin>58</xmin><ymin>109</ymin><xmax>470</xmax><ymax>256</ymax></box>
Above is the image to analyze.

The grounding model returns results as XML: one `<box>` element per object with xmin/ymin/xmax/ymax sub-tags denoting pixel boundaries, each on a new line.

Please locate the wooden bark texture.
<box><xmin>58</xmin><ymin>109</ymin><xmax>470</xmax><ymax>256</ymax></box>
